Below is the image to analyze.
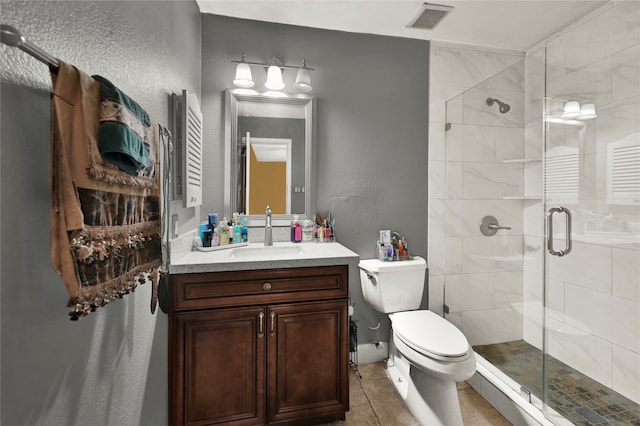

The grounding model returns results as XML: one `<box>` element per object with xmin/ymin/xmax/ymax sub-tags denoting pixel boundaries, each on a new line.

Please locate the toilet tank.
<box><xmin>358</xmin><ymin>257</ymin><xmax>427</xmax><ymax>313</ymax></box>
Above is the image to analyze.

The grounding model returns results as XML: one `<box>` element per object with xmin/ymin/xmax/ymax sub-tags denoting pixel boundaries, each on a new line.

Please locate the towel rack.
<box><xmin>1</xmin><ymin>24</ymin><xmax>60</xmax><ymax>72</ymax></box>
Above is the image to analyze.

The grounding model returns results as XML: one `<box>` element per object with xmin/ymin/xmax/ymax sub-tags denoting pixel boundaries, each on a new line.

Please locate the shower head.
<box><xmin>486</xmin><ymin>97</ymin><xmax>511</xmax><ymax>114</ymax></box>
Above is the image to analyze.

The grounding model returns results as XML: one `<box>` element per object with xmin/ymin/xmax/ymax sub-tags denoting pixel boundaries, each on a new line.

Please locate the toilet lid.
<box><xmin>392</xmin><ymin>310</ymin><xmax>469</xmax><ymax>358</ymax></box>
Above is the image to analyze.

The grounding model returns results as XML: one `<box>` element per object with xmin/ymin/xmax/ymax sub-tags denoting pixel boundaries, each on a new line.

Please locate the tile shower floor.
<box><xmin>320</xmin><ymin>362</ymin><xmax>509</xmax><ymax>426</ymax></box>
<box><xmin>474</xmin><ymin>340</ymin><xmax>640</xmax><ymax>425</ymax></box>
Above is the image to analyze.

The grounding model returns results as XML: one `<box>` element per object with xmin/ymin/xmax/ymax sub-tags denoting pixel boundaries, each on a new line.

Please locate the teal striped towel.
<box><xmin>93</xmin><ymin>75</ymin><xmax>151</xmax><ymax>175</ymax></box>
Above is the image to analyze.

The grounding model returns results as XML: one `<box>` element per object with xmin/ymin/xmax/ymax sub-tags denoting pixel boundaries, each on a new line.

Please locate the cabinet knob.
<box><xmin>263</xmin><ymin>282</ymin><xmax>272</xmax><ymax>291</ymax></box>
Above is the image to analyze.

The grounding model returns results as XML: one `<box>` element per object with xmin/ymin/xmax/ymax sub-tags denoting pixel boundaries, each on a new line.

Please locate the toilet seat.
<box><xmin>391</xmin><ymin>310</ymin><xmax>470</xmax><ymax>362</ymax></box>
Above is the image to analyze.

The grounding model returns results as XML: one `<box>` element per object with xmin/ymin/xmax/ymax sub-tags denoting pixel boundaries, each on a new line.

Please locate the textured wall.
<box><xmin>0</xmin><ymin>1</ymin><xmax>200</xmax><ymax>425</ymax></box>
<box><xmin>200</xmin><ymin>14</ymin><xmax>429</xmax><ymax>344</ymax></box>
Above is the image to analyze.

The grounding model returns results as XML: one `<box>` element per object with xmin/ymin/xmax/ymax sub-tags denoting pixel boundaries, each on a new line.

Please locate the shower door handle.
<box><xmin>547</xmin><ymin>206</ymin><xmax>572</xmax><ymax>257</ymax></box>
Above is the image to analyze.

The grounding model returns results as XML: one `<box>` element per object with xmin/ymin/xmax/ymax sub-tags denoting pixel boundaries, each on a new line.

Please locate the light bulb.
<box><xmin>294</xmin><ymin>67</ymin><xmax>312</xmax><ymax>92</ymax></box>
<box><xmin>562</xmin><ymin>101</ymin><xmax>581</xmax><ymax>119</ymax></box>
<box><xmin>265</xmin><ymin>64</ymin><xmax>284</xmax><ymax>90</ymax></box>
<box><xmin>233</xmin><ymin>62</ymin><xmax>254</xmax><ymax>88</ymax></box>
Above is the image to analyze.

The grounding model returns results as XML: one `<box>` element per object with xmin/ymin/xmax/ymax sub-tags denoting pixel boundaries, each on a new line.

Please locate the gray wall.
<box><xmin>0</xmin><ymin>1</ymin><xmax>200</xmax><ymax>425</ymax></box>
<box><xmin>201</xmin><ymin>15</ymin><xmax>430</xmax><ymax>344</ymax></box>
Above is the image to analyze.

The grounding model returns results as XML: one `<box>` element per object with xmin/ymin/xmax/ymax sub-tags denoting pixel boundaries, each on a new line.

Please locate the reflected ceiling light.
<box><xmin>232</xmin><ymin>52</ymin><xmax>255</xmax><ymax>88</ymax></box>
<box><xmin>265</xmin><ymin>58</ymin><xmax>285</xmax><ymax>90</ymax></box>
<box><xmin>231</xmin><ymin>53</ymin><xmax>314</xmax><ymax>92</ymax></box>
<box><xmin>294</xmin><ymin>58</ymin><xmax>312</xmax><ymax>92</ymax></box>
<box><xmin>578</xmin><ymin>103</ymin><xmax>598</xmax><ymax>120</ymax></box>
<box><xmin>545</xmin><ymin>98</ymin><xmax>598</xmax><ymax>125</ymax></box>
<box><xmin>562</xmin><ymin>101</ymin><xmax>581</xmax><ymax>119</ymax></box>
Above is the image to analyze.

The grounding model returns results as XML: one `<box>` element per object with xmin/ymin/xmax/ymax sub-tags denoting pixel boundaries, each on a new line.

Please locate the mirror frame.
<box><xmin>224</xmin><ymin>89</ymin><xmax>316</xmax><ymax>227</ymax></box>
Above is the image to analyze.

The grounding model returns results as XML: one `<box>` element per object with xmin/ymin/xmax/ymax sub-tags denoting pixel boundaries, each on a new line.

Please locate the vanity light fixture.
<box><xmin>231</xmin><ymin>53</ymin><xmax>314</xmax><ymax>92</ymax></box>
<box><xmin>233</xmin><ymin>52</ymin><xmax>255</xmax><ymax>88</ymax></box>
<box><xmin>294</xmin><ymin>58</ymin><xmax>312</xmax><ymax>92</ymax></box>
<box><xmin>265</xmin><ymin>57</ymin><xmax>285</xmax><ymax>90</ymax></box>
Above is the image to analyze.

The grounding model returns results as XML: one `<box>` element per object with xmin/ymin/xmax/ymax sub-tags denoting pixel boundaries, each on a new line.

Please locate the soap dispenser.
<box><xmin>291</xmin><ymin>215</ymin><xmax>302</xmax><ymax>243</ymax></box>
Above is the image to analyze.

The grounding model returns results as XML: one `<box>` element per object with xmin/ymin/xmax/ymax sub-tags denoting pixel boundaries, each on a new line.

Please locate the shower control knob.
<box><xmin>263</xmin><ymin>282</ymin><xmax>272</xmax><ymax>291</ymax></box>
<box><xmin>480</xmin><ymin>215</ymin><xmax>511</xmax><ymax>237</ymax></box>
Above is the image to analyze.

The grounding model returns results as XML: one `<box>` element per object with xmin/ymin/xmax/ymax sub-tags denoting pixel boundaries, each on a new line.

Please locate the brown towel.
<box><xmin>50</xmin><ymin>61</ymin><xmax>161</xmax><ymax>320</ymax></box>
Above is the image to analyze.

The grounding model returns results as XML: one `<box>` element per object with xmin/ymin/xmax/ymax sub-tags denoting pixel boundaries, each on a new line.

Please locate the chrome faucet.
<box><xmin>264</xmin><ymin>205</ymin><xmax>273</xmax><ymax>246</ymax></box>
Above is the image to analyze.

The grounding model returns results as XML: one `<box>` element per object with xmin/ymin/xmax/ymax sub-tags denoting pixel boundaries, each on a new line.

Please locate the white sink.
<box><xmin>229</xmin><ymin>245</ymin><xmax>306</xmax><ymax>259</ymax></box>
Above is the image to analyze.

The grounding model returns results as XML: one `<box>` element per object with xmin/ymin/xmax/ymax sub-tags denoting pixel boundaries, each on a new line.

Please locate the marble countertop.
<box><xmin>170</xmin><ymin>241</ymin><xmax>360</xmax><ymax>274</ymax></box>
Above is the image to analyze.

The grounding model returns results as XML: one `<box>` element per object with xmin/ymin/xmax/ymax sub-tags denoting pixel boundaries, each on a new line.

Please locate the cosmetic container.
<box><xmin>302</xmin><ymin>220</ymin><xmax>313</xmax><ymax>242</ymax></box>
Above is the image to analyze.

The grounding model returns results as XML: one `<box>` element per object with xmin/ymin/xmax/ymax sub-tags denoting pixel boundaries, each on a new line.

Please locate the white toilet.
<box><xmin>359</xmin><ymin>257</ymin><xmax>476</xmax><ymax>426</ymax></box>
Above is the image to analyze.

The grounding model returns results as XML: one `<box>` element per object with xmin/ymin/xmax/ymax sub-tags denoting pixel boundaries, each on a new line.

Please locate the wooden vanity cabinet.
<box><xmin>169</xmin><ymin>265</ymin><xmax>349</xmax><ymax>426</ymax></box>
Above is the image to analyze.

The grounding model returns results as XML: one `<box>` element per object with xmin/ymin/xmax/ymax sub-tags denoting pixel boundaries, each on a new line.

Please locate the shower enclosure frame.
<box><xmin>436</xmin><ymin>2</ymin><xmax>640</xmax><ymax>424</ymax></box>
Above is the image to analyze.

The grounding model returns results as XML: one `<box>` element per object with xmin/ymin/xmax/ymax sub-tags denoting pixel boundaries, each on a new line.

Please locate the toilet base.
<box><xmin>387</xmin><ymin>349</ymin><xmax>465</xmax><ymax>426</ymax></box>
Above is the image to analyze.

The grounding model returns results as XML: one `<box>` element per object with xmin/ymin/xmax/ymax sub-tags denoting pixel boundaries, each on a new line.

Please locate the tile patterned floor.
<box><xmin>319</xmin><ymin>362</ymin><xmax>510</xmax><ymax>426</ymax></box>
<box><xmin>474</xmin><ymin>340</ymin><xmax>640</xmax><ymax>426</ymax></box>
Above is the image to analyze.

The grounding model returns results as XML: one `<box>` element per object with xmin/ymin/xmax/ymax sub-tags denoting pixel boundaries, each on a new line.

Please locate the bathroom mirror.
<box><xmin>224</xmin><ymin>89</ymin><xmax>316</xmax><ymax>226</ymax></box>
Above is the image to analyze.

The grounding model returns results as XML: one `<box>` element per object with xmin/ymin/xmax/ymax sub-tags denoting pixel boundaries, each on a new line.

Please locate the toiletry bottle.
<box><xmin>302</xmin><ymin>220</ymin><xmax>313</xmax><ymax>242</ymax></box>
<box><xmin>220</xmin><ymin>217</ymin><xmax>230</xmax><ymax>245</ymax></box>
<box><xmin>208</xmin><ymin>213</ymin><xmax>217</xmax><ymax>231</ymax></box>
<box><xmin>212</xmin><ymin>227</ymin><xmax>220</xmax><ymax>246</ymax></box>
<box><xmin>228</xmin><ymin>219</ymin><xmax>234</xmax><ymax>242</ymax></box>
<box><xmin>295</xmin><ymin>222</ymin><xmax>302</xmax><ymax>242</ymax></box>
<box><xmin>291</xmin><ymin>215</ymin><xmax>302</xmax><ymax>243</ymax></box>
<box><xmin>203</xmin><ymin>230</ymin><xmax>212</xmax><ymax>247</ymax></box>
<box><xmin>233</xmin><ymin>221</ymin><xmax>241</xmax><ymax>244</ymax></box>
<box><xmin>199</xmin><ymin>223</ymin><xmax>209</xmax><ymax>245</ymax></box>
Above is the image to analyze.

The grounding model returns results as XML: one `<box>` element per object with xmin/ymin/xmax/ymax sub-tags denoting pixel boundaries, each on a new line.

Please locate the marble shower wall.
<box><xmin>536</xmin><ymin>0</ymin><xmax>640</xmax><ymax>405</ymax></box>
<box><xmin>428</xmin><ymin>0</ymin><xmax>640</xmax><ymax>406</ymax></box>
<box><xmin>428</xmin><ymin>42</ymin><xmax>525</xmax><ymax>344</ymax></box>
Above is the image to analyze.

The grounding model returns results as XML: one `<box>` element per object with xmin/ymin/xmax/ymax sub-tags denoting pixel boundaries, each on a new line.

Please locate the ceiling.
<box><xmin>196</xmin><ymin>0</ymin><xmax>608</xmax><ymax>52</ymax></box>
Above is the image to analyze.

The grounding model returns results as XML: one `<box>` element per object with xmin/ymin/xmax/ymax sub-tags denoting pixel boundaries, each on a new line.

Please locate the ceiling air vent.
<box><xmin>407</xmin><ymin>2</ymin><xmax>454</xmax><ymax>30</ymax></box>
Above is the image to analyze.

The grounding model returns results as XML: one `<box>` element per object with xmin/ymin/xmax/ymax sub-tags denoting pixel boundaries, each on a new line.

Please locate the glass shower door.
<box><xmin>440</xmin><ymin>57</ymin><xmax>542</xmax><ymax>403</ymax></box>
<box><xmin>542</xmin><ymin>2</ymin><xmax>640</xmax><ymax>423</ymax></box>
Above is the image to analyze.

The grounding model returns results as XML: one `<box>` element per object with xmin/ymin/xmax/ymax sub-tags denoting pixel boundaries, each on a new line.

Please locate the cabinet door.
<box><xmin>267</xmin><ymin>300</ymin><xmax>349</xmax><ymax>424</ymax></box>
<box><xmin>171</xmin><ymin>307</ymin><xmax>266</xmax><ymax>426</ymax></box>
